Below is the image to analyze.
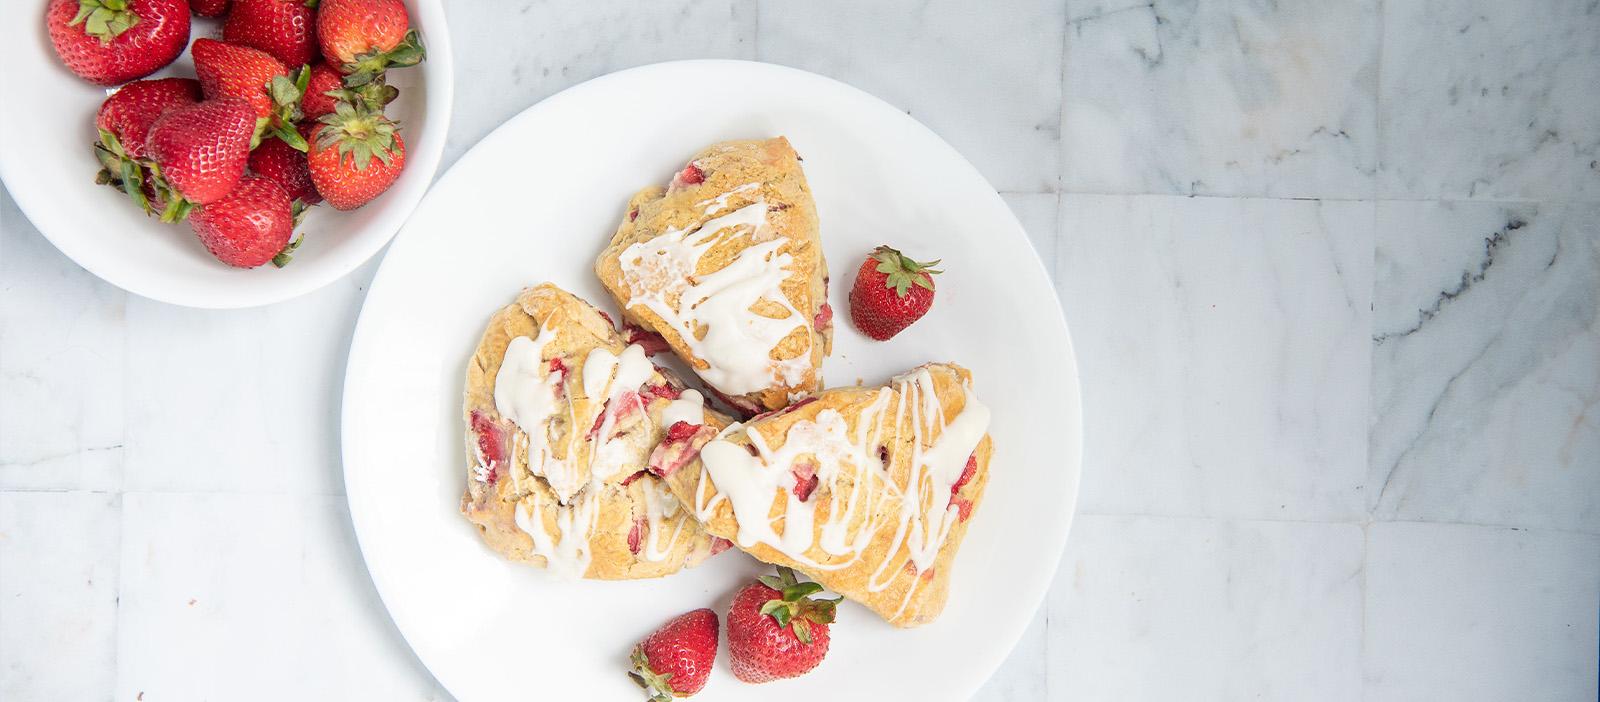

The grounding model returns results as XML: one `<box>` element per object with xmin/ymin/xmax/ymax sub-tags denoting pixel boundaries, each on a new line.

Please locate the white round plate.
<box><xmin>0</xmin><ymin>0</ymin><xmax>452</xmax><ymax>309</ymax></box>
<box><xmin>342</xmin><ymin>60</ymin><xmax>1080</xmax><ymax>701</ymax></box>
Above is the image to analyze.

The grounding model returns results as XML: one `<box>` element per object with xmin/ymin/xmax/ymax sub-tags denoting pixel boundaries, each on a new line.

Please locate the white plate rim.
<box><xmin>341</xmin><ymin>58</ymin><xmax>1082</xmax><ymax>699</ymax></box>
<box><xmin>0</xmin><ymin>0</ymin><xmax>455</xmax><ymax>309</ymax></box>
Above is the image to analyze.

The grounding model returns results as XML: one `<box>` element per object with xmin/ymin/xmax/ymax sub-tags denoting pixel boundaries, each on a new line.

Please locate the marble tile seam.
<box><xmin>1072</xmin><ymin>510</ymin><xmax>1600</xmax><ymax>537</ymax></box>
<box><xmin>998</xmin><ymin>188</ymin><xmax>1600</xmax><ymax>206</ymax></box>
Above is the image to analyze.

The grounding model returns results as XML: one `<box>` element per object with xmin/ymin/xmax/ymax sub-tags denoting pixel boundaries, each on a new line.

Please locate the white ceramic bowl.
<box><xmin>0</xmin><ymin>0</ymin><xmax>452</xmax><ymax>308</ymax></box>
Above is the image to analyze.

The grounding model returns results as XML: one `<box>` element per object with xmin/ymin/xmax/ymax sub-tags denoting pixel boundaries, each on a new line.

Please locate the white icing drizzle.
<box><xmin>640</xmin><ymin>478</ymin><xmax>687</xmax><ymax>562</ymax></box>
<box><xmin>617</xmin><ymin>195</ymin><xmax>812</xmax><ymax>396</ymax></box>
<box><xmin>493</xmin><ymin>326</ymin><xmax>584</xmax><ymax>501</ymax></box>
<box><xmin>694</xmin><ymin>370</ymin><xmax>990</xmax><ymax>597</ymax></box>
<box><xmin>661</xmin><ymin>389</ymin><xmax>706</xmax><ymax>427</ymax></box>
<box><xmin>697</xmin><ymin>182</ymin><xmax>760</xmax><ymax>215</ymax></box>
<box><xmin>496</xmin><ymin>331</ymin><xmax>690</xmax><ymax>577</ymax></box>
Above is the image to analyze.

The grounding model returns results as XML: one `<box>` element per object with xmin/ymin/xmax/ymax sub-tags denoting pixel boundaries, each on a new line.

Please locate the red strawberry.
<box><xmin>306</xmin><ymin>104</ymin><xmax>405</xmax><ymax>210</ymax></box>
<box><xmin>97</xmin><ymin>78</ymin><xmax>202</xmax><ymax>159</ymax></box>
<box><xmin>92</xmin><ymin>78</ymin><xmax>201</xmax><ymax>214</ymax></box>
<box><xmin>726</xmin><ymin>567</ymin><xmax>839</xmax><ymax>683</ymax></box>
<box><xmin>848</xmin><ymin>245</ymin><xmax>942</xmax><ymax>341</ymax></box>
<box><xmin>300</xmin><ymin>62</ymin><xmax>344</xmax><ymax>118</ymax></box>
<box><xmin>188</xmin><ymin>174</ymin><xmax>296</xmax><ymax>268</ymax></box>
<box><xmin>249</xmin><ymin>132</ymin><xmax>321</xmax><ymax>204</ymax></box>
<box><xmin>46</xmin><ymin>0</ymin><xmax>190</xmax><ymax>86</ymax></box>
<box><xmin>316</xmin><ymin>0</ymin><xmax>424</xmax><ymax>86</ymax></box>
<box><xmin>144</xmin><ymin>98</ymin><xmax>256</xmax><ymax>216</ymax></box>
<box><xmin>302</xmin><ymin>61</ymin><xmax>399</xmax><ymax>119</ymax></box>
<box><xmin>630</xmin><ymin>608</ymin><xmax>719</xmax><ymax>700</ymax></box>
<box><xmin>188</xmin><ymin>0</ymin><xmax>227</xmax><ymax>17</ymax></box>
<box><xmin>223</xmin><ymin>0</ymin><xmax>319</xmax><ymax>69</ymax></box>
<box><xmin>191</xmin><ymin>38</ymin><xmax>304</xmax><ymax>145</ymax></box>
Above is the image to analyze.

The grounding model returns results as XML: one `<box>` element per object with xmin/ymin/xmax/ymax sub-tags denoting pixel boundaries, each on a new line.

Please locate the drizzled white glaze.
<box><xmin>496</xmin><ymin>332</ymin><xmax>689</xmax><ymax>578</ymax></box>
<box><xmin>661</xmin><ymin>389</ymin><xmax>706</xmax><ymax>427</ymax></box>
<box><xmin>695</xmin><ymin>369</ymin><xmax>990</xmax><ymax>600</ymax></box>
<box><xmin>493</xmin><ymin>326</ymin><xmax>584</xmax><ymax>500</ymax></box>
<box><xmin>640</xmin><ymin>478</ymin><xmax>686</xmax><ymax>562</ymax></box>
<box><xmin>617</xmin><ymin>195</ymin><xmax>812</xmax><ymax>396</ymax></box>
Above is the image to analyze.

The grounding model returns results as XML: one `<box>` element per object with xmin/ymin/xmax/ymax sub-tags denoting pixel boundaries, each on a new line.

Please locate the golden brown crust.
<box><xmin>459</xmin><ymin>284</ymin><xmax>730</xmax><ymax>579</ymax></box>
<box><xmin>663</xmin><ymin>363</ymin><xmax>992</xmax><ymax>625</ymax></box>
<box><xmin>594</xmin><ymin>137</ymin><xmax>830</xmax><ymax>413</ymax></box>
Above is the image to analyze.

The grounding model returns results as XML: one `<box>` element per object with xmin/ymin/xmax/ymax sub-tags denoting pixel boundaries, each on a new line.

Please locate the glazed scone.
<box><xmin>460</xmin><ymin>283</ymin><xmax>733</xmax><ymax>579</ymax></box>
<box><xmin>594</xmin><ymin>137</ymin><xmax>831</xmax><ymax>416</ymax></box>
<box><xmin>658</xmin><ymin>363</ymin><xmax>993</xmax><ymax>626</ymax></box>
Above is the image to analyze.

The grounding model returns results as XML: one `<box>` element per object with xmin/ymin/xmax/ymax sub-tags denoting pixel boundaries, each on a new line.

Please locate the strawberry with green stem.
<box><xmin>848</xmin><ymin>245</ymin><xmax>943</xmax><ymax>341</ymax></box>
<box><xmin>306</xmin><ymin>101</ymin><xmax>406</xmax><ymax>210</ymax></box>
<box><xmin>46</xmin><ymin>0</ymin><xmax>190</xmax><ymax>86</ymax></box>
<box><xmin>192</xmin><ymin>39</ymin><xmax>311</xmax><ymax>151</ymax></box>
<box><xmin>726</xmin><ymin>566</ymin><xmax>840</xmax><ymax>683</ymax></box>
<box><xmin>92</xmin><ymin>77</ymin><xmax>201</xmax><ymax>214</ymax></box>
<box><xmin>629</xmin><ymin>608</ymin><xmax>719</xmax><ymax>701</ymax></box>
<box><xmin>316</xmin><ymin>0</ymin><xmax>424</xmax><ymax>87</ymax></box>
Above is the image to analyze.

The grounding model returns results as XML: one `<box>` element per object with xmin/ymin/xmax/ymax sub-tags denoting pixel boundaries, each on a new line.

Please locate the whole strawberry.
<box><xmin>629</xmin><ymin>608</ymin><xmax>719</xmax><ymax>700</ymax></box>
<box><xmin>188</xmin><ymin>174</ymin><xmax>297</xmax><ymax>268</ymax></box>
<box><xmin>46</xmin><ymin>0</ymin><xmax>189</xmax><ymax>86</ymax></box>
<box><xmin>96</xmin><ymin>78</ymin><xmax>202</xmax><ymax>160</ymax></box>
<box><xmin>192</xmin><ymin>39</ymin><xmax>302</xmax><ymax>132</ymax></box>
<box><xmin>848</xmin><ymin>245</ymin><xmax>942</xmax><ymax>341</ymax></box>
<box><xmin>726</xmin><ymin>567</ymin><xmax>839</xmax><ymax>683</ymax></box>
<box><xmin>317</xmin><ymin>0</ymin><xmax>424</xmax><ymax>86</ymax></box>
<box><xmin>249</xmin><ymin>130</ymin><xmax>321</xmax><ymax>205</ymax></box>
<box><xmin>302</xmin><ymin>62</ymin><xmax>399</xmax><ymax>119</ymax></box>
<box><xmin>306</xmin><ymin>103</ymin><xmax>405</xmax><ymax>210</ymax></box>
<box><xmin>93</xmin><ymin>78</ymin><xmax>202</xmax><ymax>213</ymax></box>
<box><xmin>188</xmin><ymin>0</ymin><xmax>228</xmax><ymax>17</ymax></box>
<box><xmin>144</xmin><ymin>97</ymin><xmax>257</xmax><ymax>217</ymax></box>
<box><xmin>224</xmin><ymin>0</ymin><xmax>319</xmax><ymax>69</ymax></box>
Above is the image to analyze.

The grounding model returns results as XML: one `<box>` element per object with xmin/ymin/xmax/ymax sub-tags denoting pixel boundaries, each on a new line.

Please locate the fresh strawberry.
<box><xmin>300</xmin><ymin>62</ymin><xmax>344</xmax><ymax>118</ymax></box>
<box><xmin>726</xmin><ymin>567</ymin><xmax>839</xmax><ymax>683</ymax></box>
<box><xmin>306</xmin><ymin>103</ymin><xmax>405</xmax><ymax>210</ymax></box>
<box><xmin>46</xmin><ymin>0</ymin><xmax>190</xmax><ymax>86</ymax></box>
<box><xmin>848</xmin><ymin>245</ymin><xmax>942</xmax><ymax>341</ymax></box>
<box><xmin>188</xmin><ymin>0</ymin><xmax>227</xmax><ymax>17</ymax></box>
<box><xmin>191</xmin><ymin>38</ymin><xmax>307</xmax><ymax>149</ymax></box>
<box><xmin>630</xmin><ymin>608</ymin><xmax>719</xmax><ymax>701</ymax></box>
<box><xmin>223</xmin><ymin>0</ymin><xmax>319</xmax><ymax>69</ymax></box>
<box><xmin>143</xmin><ymin>97</ymin><xmax>257</xmax><ymax>217</ymax></box>
<box><xmin>92</xmin><ymin>78</ymin><xmax>201</xmax><ymax>214</ymax></box>
<box><xmin>316</xmin><ymin>0</ymin><xmax>424</xmax><ymax>86</ymax></box>
<box><xmin>249</xmin><ymin>131</ymin><xmax>321</xmax><ymax>204</ymax></box>
<box><xmin>301</xmin><ymin>61</ymin><xmax>398</xmax><ymax>118</ymax></box>
<box><xmin>187</xmin><ymin>174</ymin><xmax>297</xmax><ymax>268</ymax></box>
<box><xmin>96</xmin><ymin>78</ymin><xmax>202</xmax><ymax>159</ymax></box>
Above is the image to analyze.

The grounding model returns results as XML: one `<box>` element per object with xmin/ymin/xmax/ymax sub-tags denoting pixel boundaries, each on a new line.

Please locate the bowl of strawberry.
<box><xmin>0</xmin><ymin>0</ymin><xmax>451</xmax><ymax>307</ymax></box>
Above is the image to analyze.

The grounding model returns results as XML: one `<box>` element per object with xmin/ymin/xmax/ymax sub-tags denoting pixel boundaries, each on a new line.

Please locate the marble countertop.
<box><xmin>2</xmin><ymin>1</ymin><xmax>1597</xmax><ymax>700</ymax></box>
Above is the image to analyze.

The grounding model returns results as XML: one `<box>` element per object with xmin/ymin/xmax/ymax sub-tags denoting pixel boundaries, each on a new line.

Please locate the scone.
<box><xmin>658</xmin><ymin>363</ymin><xmax>993</xmax><ymax>626</ymax></box>
<box><xmin>594</xmin><ymin>137</ymin><xmax>831</xmax><ymax>416</ymax></box>
<box><xmin>460</xmin><ymin>283</ymin><xmax>734</xmax><ymax>579</ymax></box>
